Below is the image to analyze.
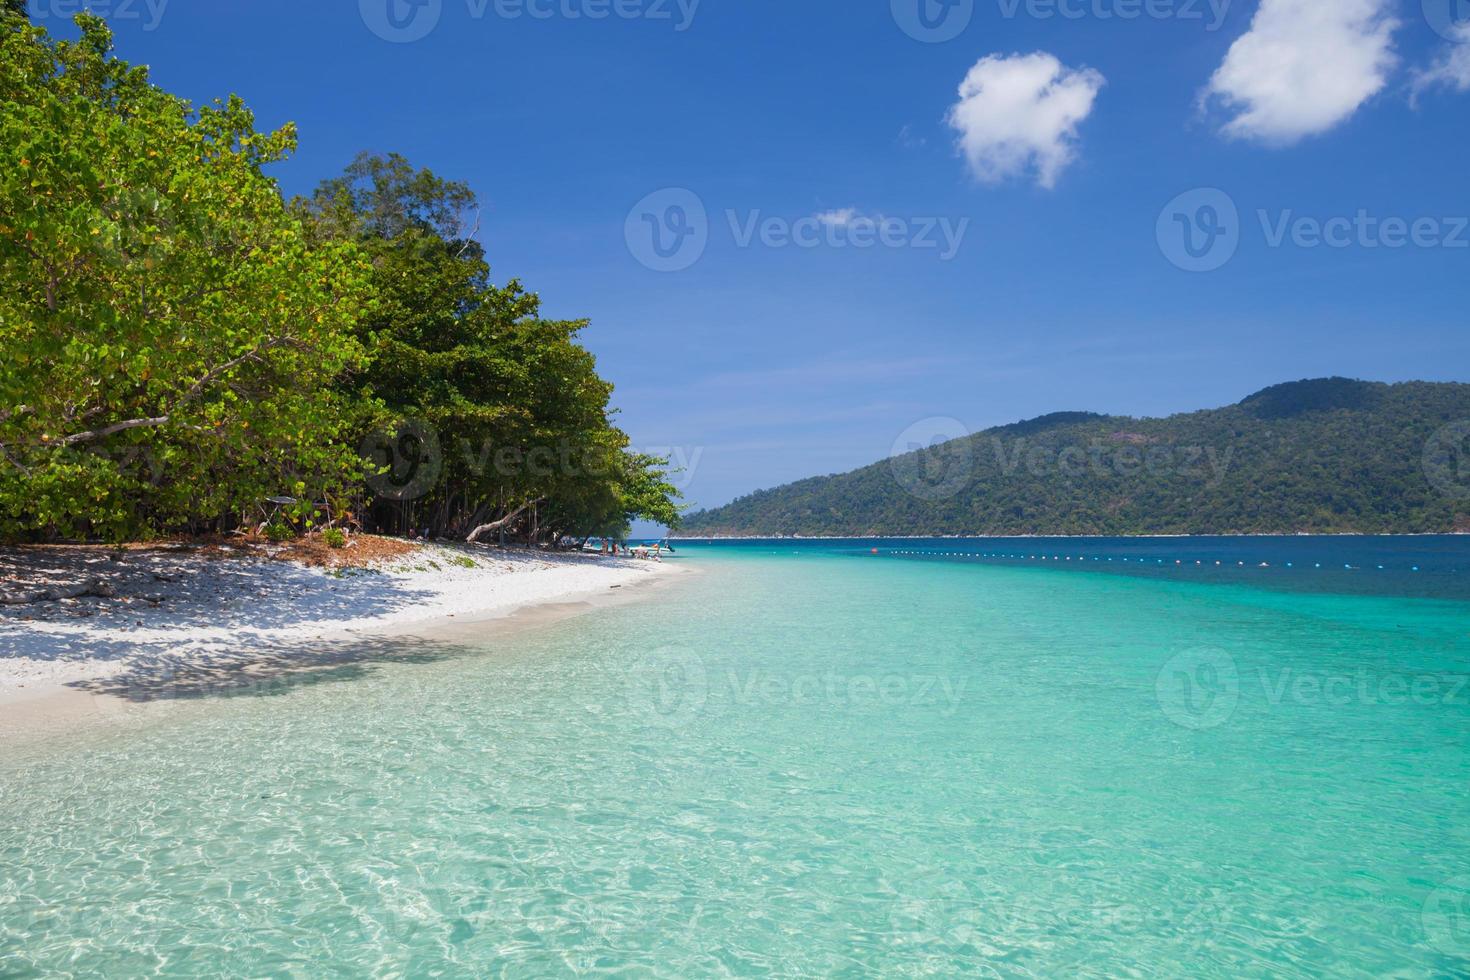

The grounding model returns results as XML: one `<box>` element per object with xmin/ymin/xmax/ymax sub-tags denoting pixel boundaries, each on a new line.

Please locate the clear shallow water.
<box><xmin>3</xmin><ymin>537</ymin><xmax>1470</xmax><ymax>976</ymax></box>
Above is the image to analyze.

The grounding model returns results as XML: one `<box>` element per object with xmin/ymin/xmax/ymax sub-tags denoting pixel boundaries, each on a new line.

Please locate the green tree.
<box><xmin>0</xmin><ymin>17</ymin><xmax>373</xmax><ymax>541</ymax></box>
<box><xmin>615</xmin><ymin>452</ymin><xmax>684</xmax><ymax>531</ymax></box>
<box><xmin>299</xmin><ymin>153</ymin><xmax>681</xmax><ymax>543</ymax></box>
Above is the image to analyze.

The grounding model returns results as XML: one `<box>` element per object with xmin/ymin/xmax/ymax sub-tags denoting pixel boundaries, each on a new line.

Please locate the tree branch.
<box><xmin>0</xmin><ymin>445</ymin><xmax>32</xmax><ymax>477</ymax></box>
<box><xmin>453</xmin><ymin>208</ymin><xmax>482</xmax><ymax>258</ymax></box>
<box><xmin>58</xmin><ymin>415</ymin><xmax>172</xmax><ymax>445</ymax></box>
<box><xmin>56</xmin><ymin>337</ymin><xmax>291</xmax><ymax>446</ymax></box>
<box><xmin>466</xmin><ymin>498</ymin><xmax>541</xmax><ymax>543</ymax></box>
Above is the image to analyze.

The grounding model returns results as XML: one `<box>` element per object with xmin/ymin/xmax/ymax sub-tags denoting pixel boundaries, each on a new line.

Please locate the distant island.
<box><xmin>679</xmin><ymin>379</ymin><xmax>1470</xmax><ymax>537</ymax></box>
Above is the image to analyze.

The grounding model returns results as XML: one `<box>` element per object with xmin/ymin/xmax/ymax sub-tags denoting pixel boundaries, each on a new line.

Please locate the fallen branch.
<box><xmin>0</xmin><ymin>578</ymin><xmax>117</xmax><ymax>605</ymax></box>
<box><xmin>466</xmin><ymin>499</ymin><xmax>541</xmax><ymax>543</ymax></box>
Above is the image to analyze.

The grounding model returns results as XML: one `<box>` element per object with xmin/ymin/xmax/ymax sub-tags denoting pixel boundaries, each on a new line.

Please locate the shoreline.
<box><xmin>1</xmin><ymin>543</ymin><xmax>688</xmax><ymax>745</ymax></box>
<box><xmin>671</xmin><ymin>532</ymin><xmax>1469</xmax><ymax>541</ymax></box>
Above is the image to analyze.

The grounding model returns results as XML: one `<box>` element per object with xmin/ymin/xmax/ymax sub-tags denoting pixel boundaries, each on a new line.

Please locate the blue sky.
<box><xmin>35</xmin><ymin>0</ymin><xmax>1470</xmax><ymax>524</ymax></box>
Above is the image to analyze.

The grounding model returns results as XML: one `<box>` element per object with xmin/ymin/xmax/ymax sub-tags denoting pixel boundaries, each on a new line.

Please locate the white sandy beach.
<box><xmin>0</xmin><ymin>542</ymin><xmax>683</xmax><ymax>724</ymax></box>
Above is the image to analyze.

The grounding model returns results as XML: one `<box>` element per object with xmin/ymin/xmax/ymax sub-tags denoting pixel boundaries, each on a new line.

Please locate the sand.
<box><xmin>0</xmin><ymin>542</ymin><xmax>683</xmax><ymax>737</ymax></box>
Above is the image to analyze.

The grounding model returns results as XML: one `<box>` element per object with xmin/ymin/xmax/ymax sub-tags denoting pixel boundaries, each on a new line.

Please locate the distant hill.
<box><xmin>679</xmin><ymin>379</ymin><xmax>1470</xmax><ymax>537</ymax></box>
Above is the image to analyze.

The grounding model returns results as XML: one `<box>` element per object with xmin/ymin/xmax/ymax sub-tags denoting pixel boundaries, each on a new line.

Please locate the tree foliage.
<box><xmin>0</xmin><ymin>21</ymin><xmax>681</xmax><ymax>545</ymax></box>
<box><xmin>0</xmin><ymin>17</ymin><xmax>372</xmax><ymax>540</ymax></box>
<box><xmin>296</xmin><ymin>153</ymin><xmax>682</xmax><ymax>544</ymax></box>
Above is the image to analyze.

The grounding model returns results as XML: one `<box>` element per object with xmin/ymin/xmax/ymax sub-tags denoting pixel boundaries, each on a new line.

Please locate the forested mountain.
<box><xmin>681</xmin><ymin>379</ymin><xmax>1470</xmax><ymax>537</ymax></box>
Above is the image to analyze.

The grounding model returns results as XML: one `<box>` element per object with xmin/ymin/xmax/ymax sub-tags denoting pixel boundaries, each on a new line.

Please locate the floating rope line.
<box><xmin>871</xmin><ymin>548</ymin><xmax>1452</xmax><ymax>573</ymax></box>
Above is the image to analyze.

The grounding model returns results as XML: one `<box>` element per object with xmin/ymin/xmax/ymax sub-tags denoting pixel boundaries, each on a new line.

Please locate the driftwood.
<box><xmin>0</xmin><ymin>578</ymin><xmax>117</xmax><ymax>606</ymax></box>
<box><xmin>465</xmin><ymin>499</ymin><xmax>542</xmax><ymax>544</ymax></box>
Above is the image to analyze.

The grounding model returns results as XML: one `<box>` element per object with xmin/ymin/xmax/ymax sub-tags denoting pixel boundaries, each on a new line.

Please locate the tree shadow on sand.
<box><xmin>65</xmin><ymin>632</ymin><xmax>482</xmax><ymax>706</ymax></box>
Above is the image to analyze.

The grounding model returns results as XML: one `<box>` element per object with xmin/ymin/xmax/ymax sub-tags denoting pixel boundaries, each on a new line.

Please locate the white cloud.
<box><xmin>897</xmin><ymin>125</ymin><xmax>926</xmax><ymax>149</ymax></box>
<box><xmin>945</xmin><ymin>52</ymin><xmax>1104</xmax><ymax>189</ymax></box>
<box><xmin>1412</xmin><ymin>23</ymin><xmax>1470</xmax><ymax>101</ymax></box>
<box><xmin>814</xmin><ymin>208</ymin><xmax>863</xmax><ymax>228</ymax></box>
<box><xmin>1203</xmin><ymin>0</ymin><xmax>1398</xmax><ymax>144</ymax></box>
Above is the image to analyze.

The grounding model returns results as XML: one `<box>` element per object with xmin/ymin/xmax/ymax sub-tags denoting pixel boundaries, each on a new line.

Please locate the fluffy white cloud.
<box><xmin>1203</xmin><ymin>0</ymin><xmax>1398</xmax><ymax>144</ymax></box>
<box><xmin>814</xmin><ymin>208</ymin><xmax>863</xmax><ymax>228</ymax></box>
<box><xmin>1413</xmin><ymin>23</ymin><xmax>1470</xmax><ymax>101</ymax></box>
<box><xmin>945</xmin><ymin>52</ymin><xmax>1104</xmax><ymax>189</ymax></box>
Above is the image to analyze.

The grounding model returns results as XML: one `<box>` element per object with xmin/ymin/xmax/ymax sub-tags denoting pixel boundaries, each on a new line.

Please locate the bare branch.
<box><xmin>59</xmin><ymin>414</ymin><xmax>171</xmax><ymax>445</ymax></box>
<box><xmin>453</xmin><ymin>208</ymin><xmax>482</xmax><ymax>259</ymax></box>
<box><xmin>466</xmin><ymin>498</ymin><xmax>542</xmax><ymax>543</ymax></box>
<box><xmin>57</xmin><ymin>336</ymin><xmax>292</xmax><ymax>446</ymax></box>
<box><xmin>0</xmin><ymin>445</ymin><xmax>32</xmax><ymax>477</ymax></box>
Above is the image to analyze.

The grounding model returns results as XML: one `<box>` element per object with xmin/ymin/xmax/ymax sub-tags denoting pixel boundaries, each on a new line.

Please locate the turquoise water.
<box><xmin>3</xmin><ymin>538</ymin><xmax>1470</xmax><ymax>976</ymax></box>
